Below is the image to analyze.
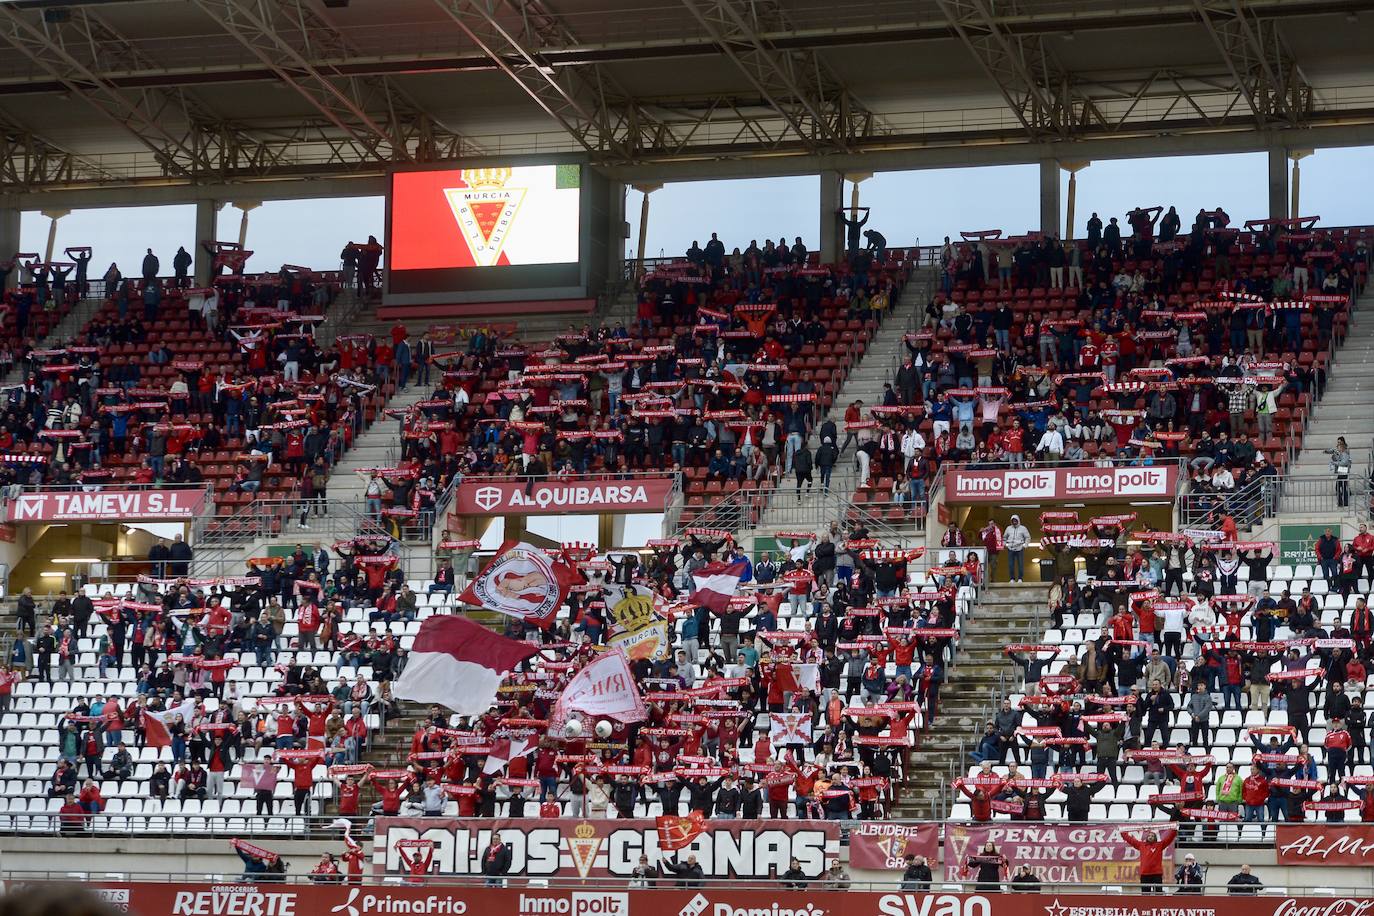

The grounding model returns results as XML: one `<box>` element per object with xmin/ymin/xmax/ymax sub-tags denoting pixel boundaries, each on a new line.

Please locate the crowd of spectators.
<box><xmin>0</xmin><ymin>247</ymin><xmax>410</xmax><ymax>522</ymax></box>
<box><xmin>367</xmin><ymin>231</ymin><xmax>908</xmax><ymax>530</ymax></box>
<box><xmin>954</xmin><ymin>516</ymin><xmax>1374</xmax><ymax>828</ymax></box>
<box><xmin>836</xmin><ymin>212</ymin><xmax>1365</xmax><ymax>523</ymax></box>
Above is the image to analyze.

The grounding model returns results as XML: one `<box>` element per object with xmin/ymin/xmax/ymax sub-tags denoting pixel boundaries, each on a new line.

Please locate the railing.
<box><xmin>0</xmin><ymin>812</ymin><xmax>1309</xmax><ymax>850</ymax></box>
<box><xmin>191</xmin><ymin>497</ymin><xmax>390</xmax><ymax>574</ymax></box>
<box><xmin>680</xmin><ymin>486</ymin><xmax>920</xmax><ymax>544</ymax></box>
<box><xmin>1185</xmin><ymin>472</ymin><xmax>1374</xmax><ymax>519</ymax></box>
<box><xmin>1178</xmin><ymin>473</ymin><xmax>1280</xmax><ymax>528</ymax></box>
<box><xmin>3</xmin><ymin>870</ymin><xmax>1369</xmax><ymax>896</ymax></box>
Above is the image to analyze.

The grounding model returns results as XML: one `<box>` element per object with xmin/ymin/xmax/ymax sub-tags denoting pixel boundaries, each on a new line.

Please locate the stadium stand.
<box><xmin>839</xmin><ymin>216</ymin><xmax>1366</xmax><ymax>526</ymax></box>
<box><xmin>1</xmin><ymin>210</ymin><xmax>1370</xmax><ymax>844</ymax></box>
<box><xmin>0</xmin><ymin>268</ymin><xmax>408</xmax><ymax>532</ymax></box>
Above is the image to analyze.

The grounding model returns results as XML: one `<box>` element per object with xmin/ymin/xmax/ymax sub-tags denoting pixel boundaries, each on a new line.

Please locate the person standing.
<box><xmin>141</xmin><ymin>248</ymin><xmax>160</xmax><ymax>283</ymax></box>
<box><xmin>1123</xmin><ymin>827</ymin><xmax>1176</xmax><ymax>894</ymax></box>
<box><xmin>1004</xmin><ymin>515</ymin><xmax>1030</xmax><ymax>582</ymax></box>
<box><xmin>172</xmin><ymin>246</ymin><xmax>192</xmax><ymax>287</ymax></box>
<box><xmin>14</xmin><ymin>587</ymin><xmax>35</xmax><ymax>636</ymax></box>
<box><xmin>1327</xmin><ymin>437</ymin><xmax>1353</xmax><ymax>508</ymax></box>
<box><xmin>480</xmin><ymin>835</ymin><xmax>512</xmax><ymax>887</ymax></box>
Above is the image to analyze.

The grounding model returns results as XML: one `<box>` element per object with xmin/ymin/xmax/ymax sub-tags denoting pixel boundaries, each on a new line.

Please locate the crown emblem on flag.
<box><xmin>461</xmin><ymin>167</ymin><xmax>512</xmax><ymax>188</ymax></box>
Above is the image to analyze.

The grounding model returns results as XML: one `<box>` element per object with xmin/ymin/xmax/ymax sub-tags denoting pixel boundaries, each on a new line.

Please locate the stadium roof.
<box><xmin>0</xmin><ymin>0</ymin><xmax>1372</xmax><ymax>193</ymax></box>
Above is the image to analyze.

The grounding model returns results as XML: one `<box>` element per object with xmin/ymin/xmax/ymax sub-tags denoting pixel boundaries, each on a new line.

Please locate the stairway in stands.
<box><xmin>1290</xmin><ymin>283</ymin><xmax>1374</xmax><ymax>478</ymax></box>
<box><xmin>895</xmin><ymin>584</ymin><xmax>1045</xmax><ymax>817</ymax></box>
<box><xmin>325</xmin><ymin>387</ymin><xmax>436</xmax><ymax>512</ymax></box>
<box><xmin>0</xmin><ymin>294</ymin><xmax>104</xmax><ymax>386</ymax></box>
<box><xmin>753</xmin><ymin>266</ymin><xmax>937</xmax><ymax>535</ymax></box>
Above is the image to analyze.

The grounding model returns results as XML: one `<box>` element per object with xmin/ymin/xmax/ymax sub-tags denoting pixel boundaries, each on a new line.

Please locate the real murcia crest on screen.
<box><xmin>445</xmin><ymin>167</ymin><xmax>527</xmax><ymax>267</ymax></box>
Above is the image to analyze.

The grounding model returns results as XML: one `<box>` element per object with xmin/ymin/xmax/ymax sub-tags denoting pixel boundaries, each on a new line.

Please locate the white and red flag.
<box><xmin>459</xmin><ymin>539</ymin><xmax>582</xmax><ymax>629</ymax></box>
<box><xmin>689</xmin><ymin>559</ymin><xmax>748</xmax><ymax>613</ymax></box>
<box><xmin>551</xmin><ymin>648</ymin><xmax>647</xmax><ymax>725</ymax></box>
<box><xmin>142</xmin><ymin>698</ymin><xmax>197</xmax><ymax>749</ymax></box>
<box><xmin>394</xmin><ymin>615</ymin><xmax>542</xmax><ymax>715</ymax></box>
<box><xmin>769</xmin><ymin>712</ymin><xmax>812</xmax><ymax>746</ymax></box>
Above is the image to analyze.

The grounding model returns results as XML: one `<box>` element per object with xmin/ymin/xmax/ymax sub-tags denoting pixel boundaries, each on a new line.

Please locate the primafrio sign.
<box><xmin>453</xmin><ymin>478</ymin><xmax>676</xmax><ymax>515</ymax></box>
<box><xmin>944</xmin><ymin>466</ymin><xmax>1177</xmax><ymax>503</ymax></box>
<box><xmin>6</xmin><ymin>488</ymin><xmax>209</xmax><ymax>522</ymax></box>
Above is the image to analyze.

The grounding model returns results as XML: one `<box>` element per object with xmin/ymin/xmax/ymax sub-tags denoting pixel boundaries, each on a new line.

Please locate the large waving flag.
<box><xmin>142</xmin><ymin>698</ymin><xmax>197</xmax><ymax>748</ymax></box>
<box><xmin>395</xmin><ymin>615</ymin><xmax>542</xmax><ymax>714</ymax></box>
<box><xmin>657</xmin><ymin>811</ymin><xmax>706</xmax><ymax>851</ymax></box>
<box><xmin>459</xmin><ymin>540</ymin><xmax>581</xmax><ymax>629</ymax></box>
<box><xmin>689</xmin><ymin>559</ymin><xmax>748</xmax><ymax>613</ymax></box>
<box><xmin>551</xmin><ymin>648</ymin><xmax>647</xmax><ymax>725</ymax></box>
<box><xmin>770</xmin><ymin>712</ymin><xmax>812</xmax><ymax>746</ymax></box>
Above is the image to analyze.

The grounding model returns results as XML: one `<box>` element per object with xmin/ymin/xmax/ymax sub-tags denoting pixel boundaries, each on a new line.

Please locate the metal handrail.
<box><xmin>0</xmin><ymin>812</ymin><xmax>1312</xmax><ymax>849</ymax></box>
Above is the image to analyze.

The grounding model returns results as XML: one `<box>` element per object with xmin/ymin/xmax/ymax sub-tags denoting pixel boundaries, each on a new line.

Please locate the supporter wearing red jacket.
<box><xmin>342</xmin><ymin>843</ymin><xmax>365</xmax><ymax>885</ymax></box>
<box><xmin>286</xmin><ymin>753</ymin><xmax>323</xmax><ymax>815</ymax></box>
<box><xmin>1109</xmin><ymin>608</ymin><xmax>1135</xmax><ymax>642</ymax></box>
<box><xmin>368</xmin><ymin>774</ymin><xmax>411</xmax><ymax>816</ymax></box>
<box><xmin>1122</xmin><ymin>827</ymin><xmax>1176</xmax><ymax>893</ymax></box>
<box><xmin>1352</xmin><ymin>524</ymin><xmax>1374</xmax><ymax>580</ymax></box>
<box><xmin>1325</xmin><ymin>722</ymin><xmax>1353</xmax><ymax>782</ymax></box>
<box><xmin>956</xmin><ymin>770</ymin><xmax>1006</xmax><ymax>822</ymax></box>
<box><xmin>298</xmin><ymin>602</ymin><xmax>320</xmax><ymax>651</ymax></box>
<box><xmin>336</xmin><ymin>776</ymin><xmax>361</xmax><ymax>815</ymax></box>
<box><xmin>1242</xmin><ymin>768</ymin><xmax>1269</xmax><ymax>823</ymax></box>
<box><xmin>534</xmin><ymin>745</ymin><xmax>559</xmax><ymax>802</ymax></box>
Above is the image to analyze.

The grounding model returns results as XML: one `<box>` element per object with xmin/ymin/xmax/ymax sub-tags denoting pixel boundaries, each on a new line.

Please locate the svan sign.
<box><xmin>944</xmin><ymin>466</ymin><xmax>1176</xmax><ymax>503</ymax></box>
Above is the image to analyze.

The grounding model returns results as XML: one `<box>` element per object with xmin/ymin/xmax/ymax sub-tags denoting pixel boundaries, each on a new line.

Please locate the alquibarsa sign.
<box><xmin>6</xmin><ymin>488</ymin><xmax>209</xmax><ymax>523</ymax></box>
<box><xmin>944</xmin><ymin>466</ymin><xmax>1177</xmax><ymax>503</ymax></box>
<box><xmin>453</xmin><ymin>477</ymin><xmax>676</xmax><ymax>516</ymax></box>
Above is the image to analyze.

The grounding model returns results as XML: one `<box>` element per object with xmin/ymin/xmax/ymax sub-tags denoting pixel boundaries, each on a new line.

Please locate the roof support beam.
<box><xmin>933</xmin><ymin>0</ymin><xmax>1102</xmax><ymax>138</ymax></box>
<box><xmin>1193</xmin><ymin>0</ymin><xmax>1313</xmax><ymax>126</ymax></box>
<box><xmin>186</xmin><ymin>0</ymin><xmax>409</xmax><ymax>163</ymax></box>
<box><xmin>432</xmin><ymin>0</ymin><xmax>631</xmax><ymax>159</ymax></box>
<box><xmin>678</xmin><ymin>0</ymin><xmax>871</xmax><ymax>153</ymax></box>
<box><xmin>0</xmin><ymin>5</ymin><xmax>200</xmax><ymax>177</ymax></box>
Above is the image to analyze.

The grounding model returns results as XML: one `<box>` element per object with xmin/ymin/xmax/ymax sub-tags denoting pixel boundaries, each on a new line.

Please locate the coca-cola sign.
<box><xmin>944</xmin><ymin>466</ymin><xmax>1177</xmax><ymax>503</ymax></box>
<box><xmin>453</xmin><ymin>478</ymin><xmax>677</xmax><ymax>516</ymax></box>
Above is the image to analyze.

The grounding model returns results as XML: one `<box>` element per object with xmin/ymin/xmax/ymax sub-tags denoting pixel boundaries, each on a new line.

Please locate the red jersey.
<box><xmin>1123</xmin><ymin>831</ymin><xmax>1176</xmax><ymax>874</ymax></box>
<box><xmin>337</xmin><ymin>781</ymin><xmax>360</xmax><ymax>815</ymax></box>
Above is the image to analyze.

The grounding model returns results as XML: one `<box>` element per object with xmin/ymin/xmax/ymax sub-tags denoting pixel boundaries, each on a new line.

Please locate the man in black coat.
<box><xmin>70</xmin><ymin>592</ymin><xmax>94</xmax><ymax>640</ymax></box>
<box><xmin>168</xmin><ymin>535</ymin><xmax>194</xmax><ymax>577</ymax></box>
<box><xmin>661</xmin><ymin>853</ymin><xmax>704</xmax><ymax>888</ymax></box>
<box><xmin>148</xmin><ymin>540</ymin><xmax>171</xmax><ymax>579</ymax></box>
<box><xmin>480</xmin><ymin>837</ymin><xmax>513</xmax><ymax>887</ymax></box>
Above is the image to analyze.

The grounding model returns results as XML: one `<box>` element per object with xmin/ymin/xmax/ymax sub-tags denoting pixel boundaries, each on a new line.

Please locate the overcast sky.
<box><xmin>19</xmin><ymin>146</ymin><xmax>1373</xmax><ymax>272</ymax></box>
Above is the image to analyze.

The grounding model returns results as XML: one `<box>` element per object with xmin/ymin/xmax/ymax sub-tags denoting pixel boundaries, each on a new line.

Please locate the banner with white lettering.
<box><xmin>452</xmin><ymin>477</ymin><xmax>677</xmax><ymax>516</ymax></box>
<box><xmin>943</xmin><ymin>466</ymin><xmax>1178</xmax><ymax>504</ymax></box>
<box><xmin>7</xmin><ymin>488</ymin><xmax>209</xmax><ymax>522</ymax></box>
<box><xmin>942</xmin><ymin>823</ymin><xmax>1173</xmax><ymax>884</ymax></box>
<box><xmin>374</xmin><ymin>817</ymin><xmax>840</xmax><ymax>880</ymax></box>
<box><xmin>1274</xmin><ymin>824</ymin><xmax>1374</xmax><ymax>865</ymax></box>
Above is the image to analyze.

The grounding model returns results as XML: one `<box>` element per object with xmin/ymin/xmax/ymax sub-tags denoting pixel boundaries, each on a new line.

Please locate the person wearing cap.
<box><xmin>1004</xmin><ymin>515</ymin><xmax>1030</xmax><ymax>582</ymax></box>
<box><xmin>1174</xmin><ymin>854</ymin><xmax>1204</xmax><ymax>893</ymax></box>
